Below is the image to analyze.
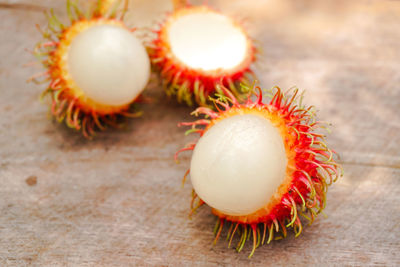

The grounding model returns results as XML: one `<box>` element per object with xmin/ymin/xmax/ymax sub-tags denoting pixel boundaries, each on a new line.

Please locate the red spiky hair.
<box><xmin>176</xmin><ymin>84</ymin><xmax>342</xmax><ymax>257</ymax></box>
<box><xmin>148</xmin><ymin>5</ymin><xmax>256</xmax><ymax>107</ymax></box>
<box><xmin>29</xmin><ymin>0</ymin><xmax>143</xmax><ymax>138</ymax></box>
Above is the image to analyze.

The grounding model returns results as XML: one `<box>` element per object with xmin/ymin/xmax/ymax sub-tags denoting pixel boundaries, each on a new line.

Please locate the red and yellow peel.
<box><xmin>148</xmin><ymin>5</ymin><xmax>256</xmax><ymax>107</ymax></box>
<box><xmin>30</xmin><ymin>0</ymin><xmax>141</xmax><ymax>138</ymax></box>
<box><xmin>177</xmin><ymin>84</ymin><xmax>342</xmax><ymax>257</ymax></box>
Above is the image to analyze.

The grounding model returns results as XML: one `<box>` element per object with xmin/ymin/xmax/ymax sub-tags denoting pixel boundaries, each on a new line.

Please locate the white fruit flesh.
<box><xmin>167</xmin><ymin>11</ymin><xmax>248</xmax><ymax>72</ymax></box>
<box><xmin>190</xmin><ymin>114</ymin><xmax>288</xmax><ymax>216</ymax></box>
<box><xmin>67</xmin><ymin>24</ymin><xmax>150</xmax><ymax>107</ymax></box>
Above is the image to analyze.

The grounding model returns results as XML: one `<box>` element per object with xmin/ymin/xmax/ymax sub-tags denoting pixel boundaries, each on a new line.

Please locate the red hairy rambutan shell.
<box><xmin>176</xmin><ymin>84</ymin><xmax>342</xmax><ymax>257</ymax></box>
<box><xmin>148</xmin><ymin>5</ymin><xmax>256</xmax><ymax>107</ymax></box>
<box><xmin>30</xmin><ymin>0</ymin><xmax>150</xmax><ymax>138</ymax></box>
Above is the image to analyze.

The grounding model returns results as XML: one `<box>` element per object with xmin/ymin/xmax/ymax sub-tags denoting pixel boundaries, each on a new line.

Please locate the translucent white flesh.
<box><xmin>167</xmin><ymin>11</ymin><xmax>248</xmax><ymax>71</ymax></box>
<box><xmin>68</xmin><ymin>24</ymin><xmax>150</xmax><ymax>107</ymax></box>
<box><xmin>190</xmin><ymin>114</ymin><xmax>288</xmax><ymax>216</ymax></box>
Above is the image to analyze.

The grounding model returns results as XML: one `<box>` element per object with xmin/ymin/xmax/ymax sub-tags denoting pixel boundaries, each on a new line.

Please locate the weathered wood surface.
<box><xmin>0</xmin><ymin>0</ymin><xmax>399</xmax><ymax>266</ymax></box>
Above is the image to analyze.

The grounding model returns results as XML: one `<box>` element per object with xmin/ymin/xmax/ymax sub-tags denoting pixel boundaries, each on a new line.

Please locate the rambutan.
<box><xmin>30</xmin><ymin>0</ymin><xmax>150</xmax><ymax>138</ymax></box>
<box><xmin>148</xmin><ymin>4</ymin><xmax>256</xmax><ymax>107</ymax></box>
<box><xmin>176</xmin><ymin>84</ymin><xmax>342</xmax><ymax>257</ymax></box>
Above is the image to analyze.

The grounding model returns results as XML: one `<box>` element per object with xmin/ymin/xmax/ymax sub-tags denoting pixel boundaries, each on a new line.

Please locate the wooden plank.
<box><xmin>0</xmin><ymin>0</ymin><xmax>399</xmax><ymax>266</ymax></box>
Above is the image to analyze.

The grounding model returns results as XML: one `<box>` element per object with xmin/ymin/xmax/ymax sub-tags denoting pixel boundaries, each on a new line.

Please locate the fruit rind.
<box><xmin>148</xmin><ymin>5</ymin><xmax>256</xmax><ymax>107</ymax></box>
<box><xmin>31</xmin><ymin>0</ymin><xmax>143</xmax><ymax>138</ymax></box>
<box><xmin>177</xmin><ymin>84</ymin><xmax>342</xmax><ymax>257</ymax></box>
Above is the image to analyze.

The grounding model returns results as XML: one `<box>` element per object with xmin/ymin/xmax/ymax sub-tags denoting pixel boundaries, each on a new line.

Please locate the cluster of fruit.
<box><xmin>30</xmin><ymin>0</ymin><xmax>341</xmax><ymax>257</ymax></box>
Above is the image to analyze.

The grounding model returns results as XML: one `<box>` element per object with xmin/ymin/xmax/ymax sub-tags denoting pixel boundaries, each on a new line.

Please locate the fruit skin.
<box><xmin>30</xmin><ymin>0</ymin><xmax>144</xmax><ymax>138</ymax></box>
<box><xmin>148</xmin><ymin>5</ymin><xmax>256</xmax><ymax>107</ymax></box>
<box><xmin>176</xmin><ymin>84</ymin><xmax>342</xmax><ymax>257</ymax></box>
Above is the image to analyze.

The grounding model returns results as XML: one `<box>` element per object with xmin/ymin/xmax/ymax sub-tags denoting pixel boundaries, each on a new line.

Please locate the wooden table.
<box><xmin>1</xmin><ymin>0</ymin><xmax>399</xmax><ymax>266</ymax></box>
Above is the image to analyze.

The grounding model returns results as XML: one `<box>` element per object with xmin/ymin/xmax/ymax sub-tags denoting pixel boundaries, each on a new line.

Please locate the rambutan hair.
<box><xmin>176</xmin><ymin>84</ymin><xmax>342</xmax><ymax>257</ymax></box>
<box><xmin>148</xmin><ymin>5</ymin><xmax>257</xmax><ymax>107</ymax></box>
<box><xmin>30</xmin><ymin>0</ymin><xmax>146</xmax><ymax>138</ymax></box>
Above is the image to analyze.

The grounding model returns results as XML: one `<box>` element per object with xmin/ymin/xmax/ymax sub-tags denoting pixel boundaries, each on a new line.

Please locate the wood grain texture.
<box><xmin>0</xmin><ymin>0</ymin><xmax>399</xmax><ymax>266</ymax></box>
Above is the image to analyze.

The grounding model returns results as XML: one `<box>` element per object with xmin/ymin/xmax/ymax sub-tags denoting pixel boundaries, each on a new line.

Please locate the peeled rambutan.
<box><xmin>148</xmin><ymin>4</ymin><xmax>256</xmax><ymax>107</ymax></box>
<box><xmin>30</xmin><ymin>0</ymin><xmax>150</xmax><ymax>138</ymax></box>
<box><xmin>176</xmin><ymin>84</ymin><xmax>342</xmax><ymax>257</ymax></box>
